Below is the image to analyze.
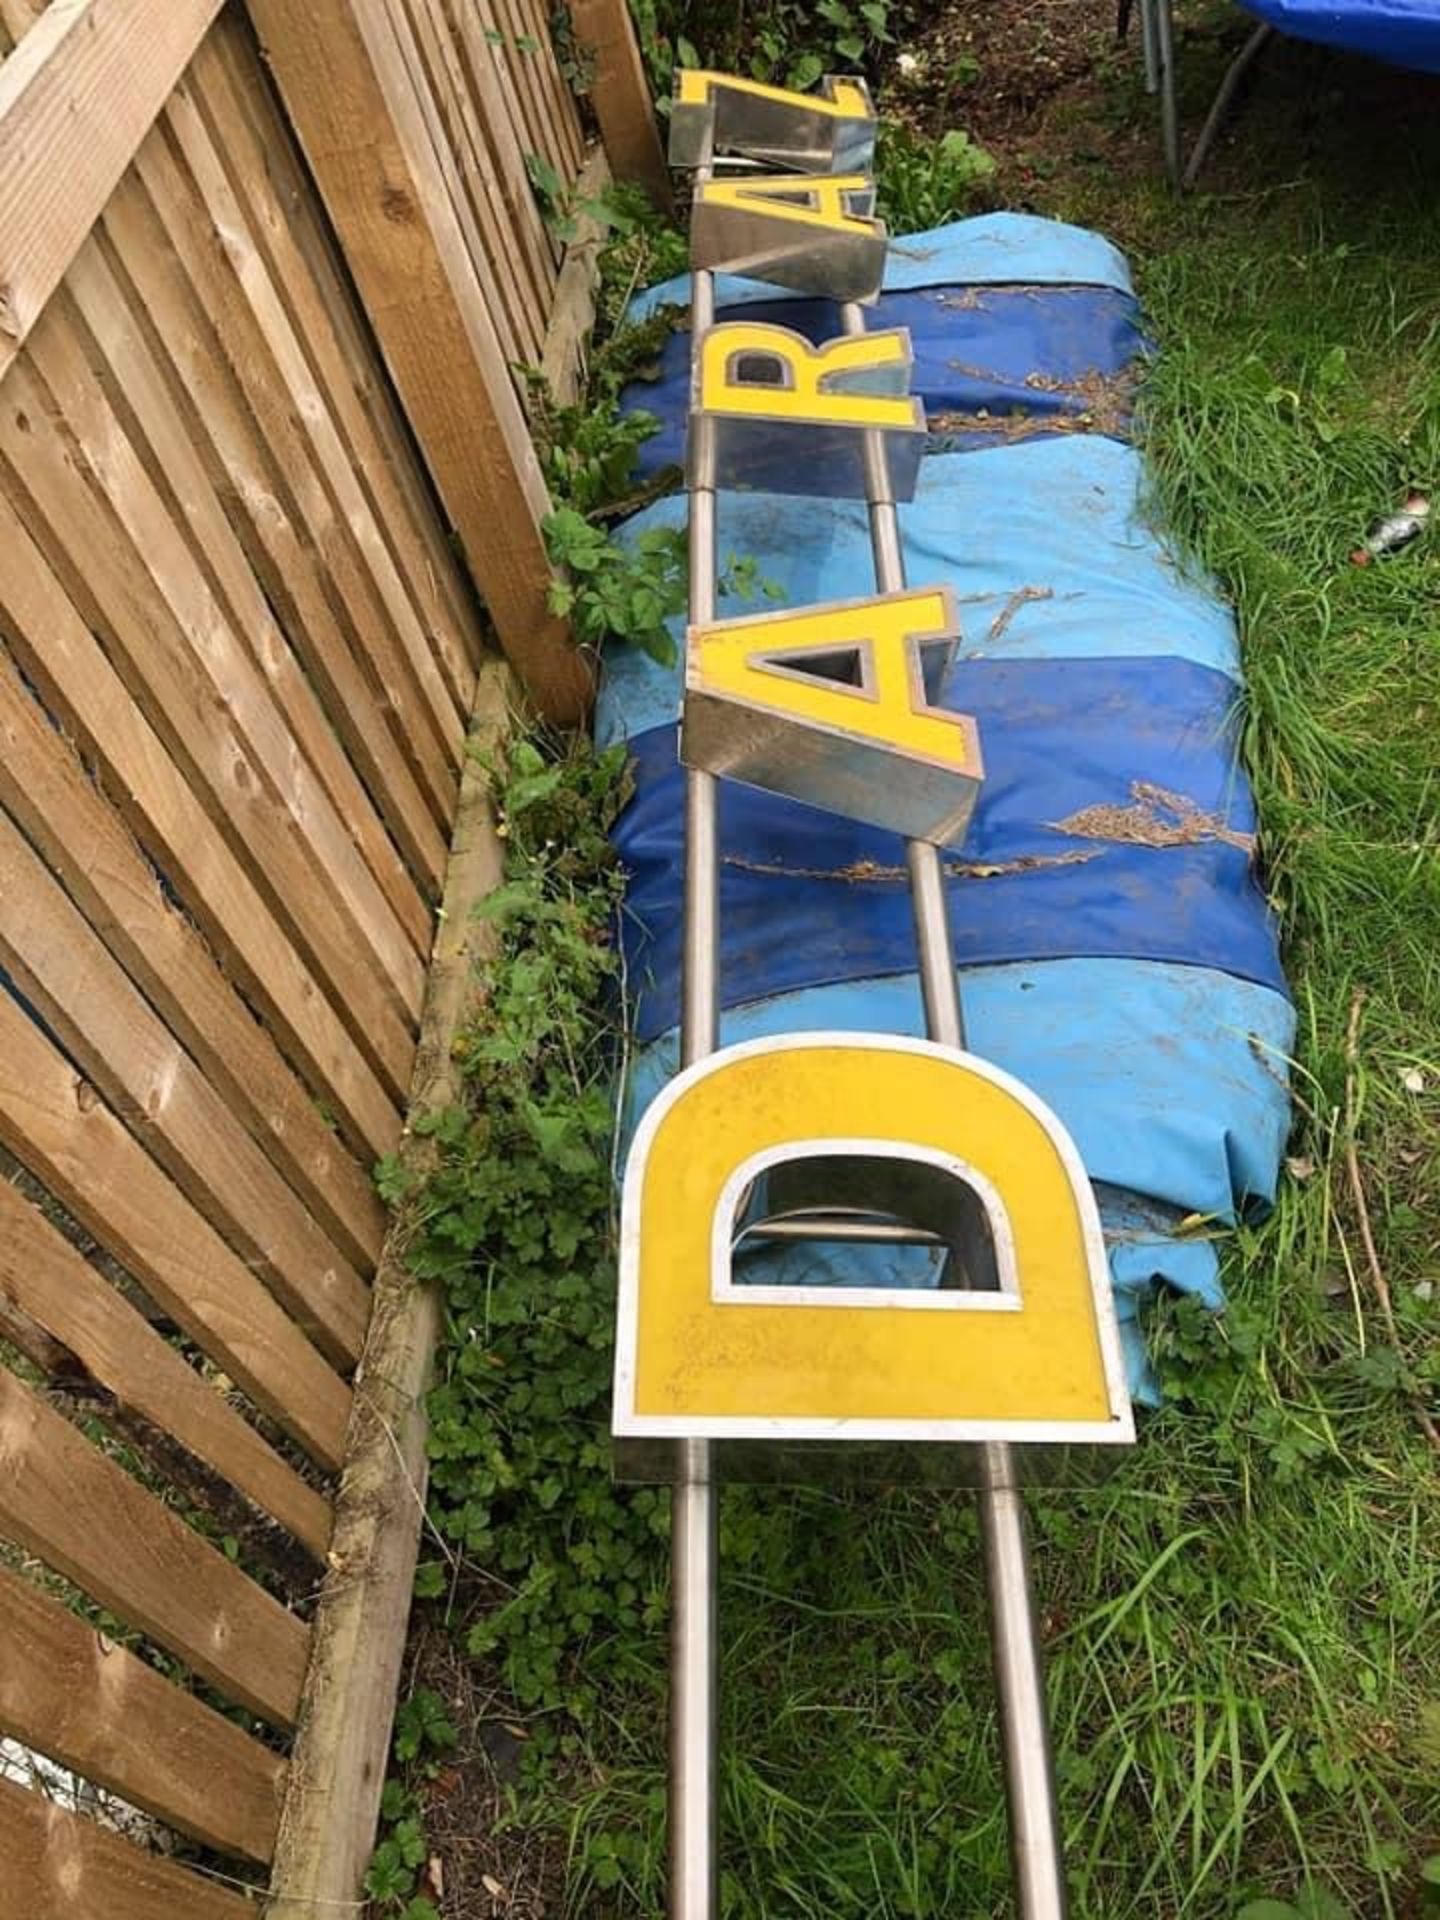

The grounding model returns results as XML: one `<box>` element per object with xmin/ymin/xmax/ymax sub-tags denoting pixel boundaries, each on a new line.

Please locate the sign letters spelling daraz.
<box><xmin>611</xmin><ymin>72</ymin><xmax>1133</xmax><ymax>1471</ymax></box>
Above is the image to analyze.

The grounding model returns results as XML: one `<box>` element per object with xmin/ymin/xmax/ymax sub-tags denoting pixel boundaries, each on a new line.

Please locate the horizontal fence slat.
<box><xmin>159</xmin><ymin>72</ymin><xmax>471</xmax><ymax>775</ymax></box>
<box><xmin>0</xmin><ymin>1179</ymin><xmax>332</xmax><ymax>1558</ymax></box>
<box><xmin>403</xmin><ymin>0</ymin><xmax>543</xmax><ymax>366</ymax></box>
<box><xmin>0</xmin><ymin>664</ymin><xmax>384</xmax><ymax>1274</ymax></box>
<box><xmin>62</xmin><ymin>233</ymin><xmax>437</xmax><ymax>963</ymax></box>
<box><xmin>448</xmin><ymin>0</ymin><xmax>560</xmax><ymax>347</ymax></box>
<box><xmin>0</xmin><ymin>805</ymin><xmax>371</xmax><ymax>1366</ymax></box>
<box><xmin>0</xmin><ymin>485</ymin><xmax>403</xmax><ymax>1165</ymax></box>
<box><xmin>2</xmin><ymin>343</ymin><xmax>422</xmax><ymax>1105</ymax></box>
<box><xmin>196</xmin><ymin>22</ymin><xmax>484</xmax><ymax>777</ymax></box>
<box><xmin>0</xmin><ymin>0</ymin><xmax>223</xmax><ymax>378</ymax></box>
<box><xmin>0</xmin><ymin>1565</ymin><xmax>284</xmax><ymax>1864</ymax></box>
<box><xmin>513</xmin><ymin>0</ymin><xmax>585</xmax><ymax>178</ymax></box>
<box><xmin>0</xmin><ymin>988</ymin><xmax>352</xmax><ymax>1472</ymax></box>
<box><xmin>0</xmin><ymin>1774</ymin><xmax>258</xmax><ymax>1917</ymax></box>
<box><xmin>398</xmin><ymin>0</ymin><xmax>525</xmax><ymax>364</ymax></box>
<box><xmin>0</xmin><ymin>643</ymin><xmax>387</xmax><ymax>1274</ymax></box>
<box><xmin>0</xmin><ymin>1367</ymin><xmax>309</xmax><ymax>1726</ymax></box>
<box><xmin>487</xmin><ymin>0</ymin><xmax>556</xmax><ymax>255</ymax></box>
<box><xmin>91</xmin><ymin>168</ymin><xmax>460</xmax><ymax>874</ymax></box>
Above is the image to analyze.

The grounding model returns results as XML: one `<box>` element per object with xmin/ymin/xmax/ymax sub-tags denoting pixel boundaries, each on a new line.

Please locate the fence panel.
<box><xmin>0</xmin><ymin>2</ymin><xmax>497</xmax><ymax>1909</ymax></box>
<box><xmin>0</xmin><ymin>0</ymin><xmax>663</xmax><ymax>1905</ymax></box>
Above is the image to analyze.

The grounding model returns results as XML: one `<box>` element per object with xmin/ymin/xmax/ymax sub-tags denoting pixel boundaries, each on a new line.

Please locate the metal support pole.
<box><xmin>1138</xmin><ymin>0</ymin><xmax>1159</xmax><ymax>95</ymax></box>
<box><xmin>840</xmin><ymin>301</ymin><xmax>1070</xmax><ymax>1919</ymax></box>
<box><xmin>672</xmin><ymin>176</ymin><xmax>720</xmax><ymax>1920</ymax></box>
<box><xmin>1182</xmin><ymin>22</ymin><xmax>1273</xmax><ymax>191</ymax></box>
<box><xmin>1154</xmin><ymin>0</ymin><xmax>1182</xmax><ymax>184</ymax></box>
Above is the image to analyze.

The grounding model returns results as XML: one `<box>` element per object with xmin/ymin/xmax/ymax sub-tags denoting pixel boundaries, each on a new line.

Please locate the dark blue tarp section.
<box><xmin>623</xmin><ymin>284</ymin><xmax>1144</xmax><ymax>481</ymax></box>
<box><xmin>614</xmin><ymin>656</ymin><xmax>1285</xmax><ymax>1045</ymax></box>
<box><xmin>1239</xmin><ymin>0</ymin><xmax>1440</xmax><ymax>72</ymax></box>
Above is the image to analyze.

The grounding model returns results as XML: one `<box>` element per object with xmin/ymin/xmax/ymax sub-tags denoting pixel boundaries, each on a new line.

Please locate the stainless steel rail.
<box><xmin>837</xmin><ymin>298</ymin><xmax>1069</xmax><ymax>1920</ymax></box>
<box><xmin>668</xmin><ymin>173</ymin><xmax>1068</xmax><ymax>1918</ymax></box>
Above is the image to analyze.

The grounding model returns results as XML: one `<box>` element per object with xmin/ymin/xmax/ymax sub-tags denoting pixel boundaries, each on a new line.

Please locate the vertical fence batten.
<box><xmin>570</xmin><ymin>0</ymin><xmax>672</xmax><ymax>210</ymax></box>
<box><xmin>247</xmin><ymin>0</ymin><xmax>595</xmax><ymax>723</ymax></box>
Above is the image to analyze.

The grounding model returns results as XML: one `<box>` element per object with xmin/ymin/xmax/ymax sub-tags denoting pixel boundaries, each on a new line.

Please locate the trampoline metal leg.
<box><xmin>1183</xmin><ymin>22</ymin><xmax>1274</xmax><ymax>189</ymax></box>
<box><xmin>1138</xmin><ymin>0</ymin><xmax>1159</xmax><ymax>95</ymax></box>
<box><xmin>1154</xmin><ymin>0</ymin><xmax>1181</xmax><ymax>183</ymax></box>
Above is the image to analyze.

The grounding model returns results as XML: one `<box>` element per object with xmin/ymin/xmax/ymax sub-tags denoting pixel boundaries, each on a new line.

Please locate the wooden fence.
<box><xmin>0</xmin><ymin>0</ymin><xmax>663</xmax><ymax>1911</ymax></box>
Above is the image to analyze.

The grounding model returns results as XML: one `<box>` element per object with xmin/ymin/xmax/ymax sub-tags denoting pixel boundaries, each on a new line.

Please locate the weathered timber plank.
<box><xmin>246</xmin><ymin>0</ymin><xmax>594</xmax><ymax>723</ymax></box>
<box><xmin>93</xmin><ymin>149</ymin><xmax>460</xmax><ymax>852</ymax></box>
<box><xmin>0</xmin><ymin>1773</ymin><xmax>259</xmax><ymax>1916</ymax></box>
<box><xmin>0</xmin><ymin>642</ymin><xmax>385</xmax><ymax>1274</ymax></box>
<box><xmin>3</xmin><ymin>340</ymin><xmax>422</xmax><ymax>1101</ymax></box>
<box><xmin>542</xmin><ymin>146</ymin><xmax>611</xmax><ymax>406</ymax></box>
<box><xmin>266</xmin><ymin>663</ymin><xmax>514</xmax><ymax>1915</ymax></box>
<box><xmin>513</xmin><ymin>0</ymin><xmax>585</xmax><ymax>177</ymax></box>
<box><xmin>0</xmin><ymin>445</ymin><xmax>408</xmax><ymax>1150</ymax></box>
<box><xmin>160</xmin><ymin>68</ymin><xmax>471</xmax><ymax>777</ymax></box>
<box><xmin>0</xmin><ymin>809</ymin><xmax>370</xmax><ymax>1365</ymax></box>
<box><xmin>446</xmin><ymin>0</ymin><xmax>559</xmax><ymax>338</ymax></box>
<box><xmin>570</xmin><ymin>0</ymin><xmax>671</xmax><ymax>210</ymax></box>
<box><xmin>199</xmin><ymin>20</ymin><xmax>485</xmax><ymax>718</ymax></box>
<box><xmin>402</xmin><ymin>0</ymin><xmax>541</xmax><ymax>365</ymax></box>
<box><xmin>61</xmin><ymin>231</ymin><xmax>436</xmax><ymax>958</ymax></box>
<box><xmin>0</xmin><ymin>1178</ymin><xmax>331</xmax><ymax>1557</ymax></box>
<box><xmin>0</xmin><ymin>989</ymin><xmax>352</xmax><ymax>1468</ymax></box>
<box><xmin>0</xmin><ymin>0</ymin><xmax>223</xmax><ymax>378</ymax></box>
<box><xmin>0</xmin><ymin>1565</ymin><xmax>285</xmax><ymax>1863</ymax></box>
<box><xmin>0</xmin><ymin>1368</ymin><xmax>308</xmax><ymax>1726</ymax></box>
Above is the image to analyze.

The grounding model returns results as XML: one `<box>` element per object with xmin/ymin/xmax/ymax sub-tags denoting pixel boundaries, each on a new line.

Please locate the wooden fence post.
<box><xmin>245</xmin><ymin>0</ymin><xmax>594</xmax><ymax>725</ymax></box>
<box><xmin>264</xmin><ymin>664</ymin><xmax>515</xmax><ymax>1917</ymax></box>
<box><xmin>570</xmin><ymin>0</ymin><xmax>673</xmax><ymax>212</ymax></box>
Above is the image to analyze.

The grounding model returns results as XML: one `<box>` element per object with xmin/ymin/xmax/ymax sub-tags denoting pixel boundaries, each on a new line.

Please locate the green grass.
<box><xmin>559</xmin><ymin>96</ymin><xmax>1440</xmax><ymax>1920</ymax></box>
<box><xmin>399</xmin><ymin>29</ymin><xmax>1440</xmax><ymax>1920</ymax></box>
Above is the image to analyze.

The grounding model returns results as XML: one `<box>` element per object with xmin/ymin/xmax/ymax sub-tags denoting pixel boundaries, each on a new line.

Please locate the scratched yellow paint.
<box><xmin>625</xmin><ymin>1041</ymin><xmax>1116</xmax><ymax>1426</ymax></box>
<box><xmin>697</xmin><ymin>321</ymin><xmax>921</xmax><ymax>433</ymax></box>
<box><xmin>688</xmin><ymin>587</ymin><xmax>982</xmax><ymax>777</ymax></box>
<box><xmin>695</xmin><ymin>172</ymin><xmax>878</xmax><ymax>241</ymax></box>
<box><xmin>675</xmin><ymin>69</ymin><xmax>872</xmax><ymax>127</ymax></box>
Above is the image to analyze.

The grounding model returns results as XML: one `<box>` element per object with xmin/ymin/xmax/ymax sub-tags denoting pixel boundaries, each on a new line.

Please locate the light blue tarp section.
<box><xmin>618</xmin><ymin>965</ymin><xmax>1293</xmax><ymax>1404</ymax></box>
<box><xmin>597</xmin><ymin>439</ymin><xmax>1240</xmax><ymax>749</ymax></box>
<box><xmin>628</xmin><ymin>211</ymin><xmax>1136</xmax><ymax>320</ymax></box>
<box><xmin>1239</xmin><ymin>0</ymin><xmax>1440</xmax><ymax>73</ymax></box>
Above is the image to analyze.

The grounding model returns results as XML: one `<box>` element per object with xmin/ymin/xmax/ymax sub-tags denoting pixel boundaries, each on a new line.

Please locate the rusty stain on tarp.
<box><xmin>722</xmin><ymin>850</ymin><xmax>1100</xmax><ymax>884</ymax></box>
<box><xmin>929</xmin><ymin>364</ymin><xmax>1139</xmax><ymax>446</ymax></box>
<box><xmin>1050</xmin><ymin>782</ymin><xmax>1255</xmax><ymax>853</ymax></box>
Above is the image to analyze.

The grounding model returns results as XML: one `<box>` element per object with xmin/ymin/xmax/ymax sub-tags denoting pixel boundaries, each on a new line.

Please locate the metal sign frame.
<box><xmin>611</xmin><ymin>69</ymin><xmax>1138</xmax><ymax>1920</ymax></box>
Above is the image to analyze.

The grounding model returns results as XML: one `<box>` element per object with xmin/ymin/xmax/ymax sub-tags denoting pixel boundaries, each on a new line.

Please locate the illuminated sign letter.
<box><xmin>693</xmin><ymin>320</ymin><xmax>926</xmax><ymax>499</ymax></box>
<box><xmin>613</xmin><ymin>1034</ymin><xmax>1133</xmax><ymax>1472</ymax></box>
<box><xmin>669</xmin><ymin>69</ymin><xmax>876</xmax><ymax>173</ymax></box>
<box><xmin>691</xmin><ymin>173</ymin><xmax>887</xmax><ymax>304</ymax></box>
<box><xmin>682</xmin><ymin>586</ymin><xmax>983</xmax><ymax>844</ymax></box>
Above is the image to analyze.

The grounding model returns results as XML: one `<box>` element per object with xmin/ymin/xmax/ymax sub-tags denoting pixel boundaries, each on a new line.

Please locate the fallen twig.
<box><xmin>1344</xmin><ymin>988</ymin><xmax>1440</xmax><ymax>1451</ymax></box>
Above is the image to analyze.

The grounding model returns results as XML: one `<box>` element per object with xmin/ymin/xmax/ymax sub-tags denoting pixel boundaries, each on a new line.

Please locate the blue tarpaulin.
<box><xmin>1238</xmin><ymin>0</ymin><xmax>1440</xmax><ymax>73</ymax></box>
<box><xmin>600</xmin><ymin>215</ymin><xmax>1294</xmax><ymax>1403</ymax></box>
